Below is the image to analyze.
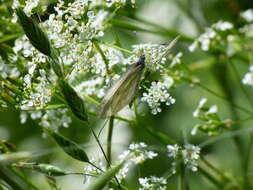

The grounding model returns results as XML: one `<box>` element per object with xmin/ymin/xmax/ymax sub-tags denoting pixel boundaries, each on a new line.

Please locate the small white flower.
<box><xmin>240</xmin><ymin>9</ymin><xmax>253</xmax><ymax>23</ymax></box>
<box><xmin>171</xmin><ymin>52</ymin><xmax>183</xmax><ymax>67</ymax></box>
<box><xmin>242</xmin><ymin>66</ymin><xmax>253</xmax><ymax>86</ymax></box>
<box><xmin>207</xmin><ymin>105</ymin><xmax>218</xmax><ymax>114</ymax></box>
<box><xmin>20</xmin><ymin>112</ymin><xmax>28</xmax><ymax>124</ymax></box>
<box><xmin>167</xmin><ymin>144</ymin><xmax>179</xmax><ymax>158</ymax></box>
<box><xmin>213</xmin><ymin>21</ymin><xmax>233</xmax><ymax>31</ymax></box>
<box><xmin>191</xmin><ymin>124</ymin><xmax>200</xmax><ymax>136</ymax></box>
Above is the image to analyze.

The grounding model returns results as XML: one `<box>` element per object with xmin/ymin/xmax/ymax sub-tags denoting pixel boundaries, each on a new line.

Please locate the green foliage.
<box><xmin>59</xmin><ymin>80</ymin><xmax>88</xmax><ymax>122</ymax></box>
<box><xmin>1</xmin><ymin>0</ymin><xmax>253</xmax><ymax>189</ymax></box>
<box><xmin>87</xmin><ymin>162</ymin><xmax>124</xmax><ymax>190</ymax></box>
<box><xmin>15</xmin><ymin>8</ymin><xmax>52</xmax><ymax>57</ymax></box>
<box><xmin>44</xmin><ymin>128</ymin><xmax>89</xmax><ymax>163</ymax></box>
<box><xmin>13</xmin><ymin>162</ymin><xmax>67</xmax><ymax>176</ymax></box>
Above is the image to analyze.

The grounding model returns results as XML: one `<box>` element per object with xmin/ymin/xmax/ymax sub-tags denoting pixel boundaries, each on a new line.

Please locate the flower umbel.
<box><xmin>167</xmin><ymin>144</ymin><xmax>201</xmax><ymax>173</ymax></box>
<box><xmin>141</xmin><ymin>79</ymin><xmax>175</xmax><ymax>114</ymax></box>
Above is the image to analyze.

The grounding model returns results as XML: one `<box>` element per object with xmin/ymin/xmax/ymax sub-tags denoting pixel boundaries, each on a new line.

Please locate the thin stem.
<box><xmin>102</xmin><ymin>42</ymin><xmax>133</xmax><ymax>54</ymax></box>
<box><xmin>11</xmin><ymin>168</ymin><xmax>41</xmax><ymax>190</ymax></box>
<box><xmin>93</xmin><ymin>40</ymin><xmax>110</xmax><ymax>76</ymax></box>
<box><xmin>200</xmin><ymin>156</ymin><xmax>229</xmax><ymax>183</ymax></box>
<box><xmin>230</xmin><ymin>60</ymin><xmax>253</xmax><ymax>108</ymax></box>
<box><xmin>0</xmin><ymin>165</ymin><xmax>23</xmax><ymax>190</ymax></box>
<box><xmin>178</xmin><ymin>164</ymin><xmax>185</xmax><ymax>190</ymax></box>
<box><xmin>243</xmin><ymin>134</ymin><xmax>253</xmax><ymax>190</ymax></box>
<box><xmin>107</xmin><ymin>116</ymin><xmax>114</xmax><ymax>168</ymax></box>
<box><xmin>110</xmin><ymin>19</ymin><xmax>193</xmax><ymax>42</ymax></box>
<box><xmin>194</xmin><ymin>81</ymin><xmax>253</xmax><ymax>115</ymax></box>
<box><xmin>88</xmin><ymin>125</ymin><xmax>122</xmax><ymax>190</ymax></box>
<box><xmin>198</xmin><ymin>167</ymin><xmax>223</xmax><ymax>188</ymax></box>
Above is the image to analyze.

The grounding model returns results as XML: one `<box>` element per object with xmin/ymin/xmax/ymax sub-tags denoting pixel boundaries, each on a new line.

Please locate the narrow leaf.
<box><xmin>13</xmin><ymin>162</ymin><xmax>67</xmax><ymax>176</ymax></box>
<box><xmin>87</xmin><ymin>162</ymin><xmax>124</xmax><ymax>190</ymax></box>
<box><xmin>59</xmin><ymin>80</ymin><xmax>88</xmax><ymax>121</ymax></box>
<box><xmin>15</xmin><ymin>8</ymin><xmax>64</xmax><ymax>78</ymax></box>
<box><xmin>15</xmin><ymin>8</ymin><xmax>52</xmax><ymax>57</ymax></box>
<box><xmin>44</xmin><ymin>128</ymin><xmax>89</xmax><ymax>162</ymax></box>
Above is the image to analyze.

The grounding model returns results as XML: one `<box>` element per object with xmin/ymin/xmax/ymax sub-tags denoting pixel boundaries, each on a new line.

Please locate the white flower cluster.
<box><xmin>242</xmin><ymin>65</ymin><xmax>253</xmax><ymax>86</ymax></box>
<box><xmin>167</xmin><ymin>144</ymin><xmax>201</xmax><ymax>172</ymax></box>
<box><xmin>0</xmin><ymin>57</ymin><xmax>20</xmax><ymax>79</ymax></box>
<box><xmin>138</xmin><ymin>176</ymin><xmax>167</xmax><ymax>190</ymax></box>
<box><xmin>239</xmin><ymin>9</ymin><xmax>253</xmax><ymax>37</ymax></box>
<box><xmin>131</xmin><ymin>43</ymin><xmax>171</xmax><ymax>71</ymax></box>
<box><xmin>119</xmin><ymin>142</ymin><xmax>158</xmax><ymax>164</ymax></box>
<box><xmin>20</xmin><ymin>108</ymin><xmax>72</xmax><ymax>131</ymax></box>
<box><xmin>141</xmin><ymin>78</ymin><xmax>175</xmax><ymax>114</ymax></box>
<box><xmin>189</xmin><ymin>21</ymin><xmax>233</xmax><ymax>52</ymax></box>
<box><xmin>192</xmin><ymin>98</ymin><xmax>232</xmax><ymax>136</ymax></box>
<box><xmin>117</xmin><ymin>142</ymin><xmax>157</xmax><ymax>181</ymax></box>
<box><xmin>83</xmin><ymin>158</ymin><xmax>106</xmax><ymax>184</ymax></box>
<box><xmin>83</xmin><ymin>143</ymin><xmax>157</xmax><ymax>184</ymax></box>
<box><xmin>20</xmin><ymin>71</ymin><xmax>52</xmax><ymax>110</ymax></box>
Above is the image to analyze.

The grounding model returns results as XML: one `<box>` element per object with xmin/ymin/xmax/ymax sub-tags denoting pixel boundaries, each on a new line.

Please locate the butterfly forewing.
<box><xmin>99</xmin><ymin>56</ymin><xmax>145</xmax><ymax>117</ymax></box>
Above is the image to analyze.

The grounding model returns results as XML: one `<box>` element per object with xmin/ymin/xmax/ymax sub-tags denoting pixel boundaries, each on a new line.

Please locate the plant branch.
<box><xmin>107</xmin><ymin>116</ymin><xmax>114</xmax><ymax>168</ymax></box>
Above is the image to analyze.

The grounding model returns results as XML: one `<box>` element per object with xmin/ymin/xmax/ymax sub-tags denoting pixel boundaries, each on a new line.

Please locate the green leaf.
<box><xmin>0</xmin><ymin>33</ymin><xmax>22</xmax><ymax>44</ymax></box>
<box><xmin>44</xmin><ymin>128</ymin><xmax>89</xmax><ymax>162</ymax></box>
<box><xmin>46</xmin><ymin>176</ymin><xmax>60</xmax><ymax>190</ymax></box>
<box><xmin>87</xmin><ymin>162</ymin><xmax>124</xmax><ymax>190</ymax></box>
<box><xmin>15</xmin><ymin>8</ymin><xmax>64</xmax><ymax>78</ymax></box>
<box><xmin>59</xmin><ymin>80</ymin><xmax>88</xmax><ymax>121</ymax></box>
<box><xmin>13</xmin><ymin>162</ymin><xmax>67</xmax><ymax>176</ymax></box>
<box><xmin>15</xmin><ymin>8</ymin><xmax>52</xmax><ymax>57</ymax></box>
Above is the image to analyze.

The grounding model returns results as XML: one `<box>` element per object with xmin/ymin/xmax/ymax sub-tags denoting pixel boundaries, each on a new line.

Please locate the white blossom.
<box><xmin>242</xmin><ymin>66</ymin><xmax>253</xmax><ymax>86</ymax></box>
<box><xmin>167</xmin><ymin>144</ymin><xmax>201</xmax><ymax>172</ymax></box>
<box><xmin>167</xmin><ymin>144</ymin><xmax>179</xmax><ymax>158</ymax></box>
<box><xmin>141</xmin><ymin>80</ymin><xmax>175</xmax><ymax>114</ymax></box>
<box><xmin>193</xmin><ymin>98</ymin><xmax>207</xmax><ymax>117</ymax></box>
<box><xmin>240</xmin><ymin>9</ymin><xmax>253</xmax><ymax>23</ymax></box>
<box><xmin>131</xmin><ymin>43</ymin><xmax>172</xmax><ymax>71</ymax></box>
<box><xmin>23</xmin><ymin>0</ymin><xmax>40</xmax><ymax>15</ymax></box>
<box><xmin>117</xmin><ymin>142</ymin><xmax>158</xmax><ymax>181</ymax></box>
<box><xmin>139</xmin><ymin>176</ymin><xmax>167</xmax><ymax>190</ymax></box>
<box><xmin>207</xmin><ymin>105</ymin><xmax>218</xmax><ymax>114</ymax></box>
<box><xmin>182</xmin><ymin>144</ymin><xmax>201</xmax><ymax>172</ymax></box>
<box><xmin>189</xmin><ymin>21</ymin><xmax>233</xmax><ymax>52</ymax></box>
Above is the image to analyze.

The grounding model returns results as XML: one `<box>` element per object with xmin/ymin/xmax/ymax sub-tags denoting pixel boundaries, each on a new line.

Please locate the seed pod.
<box><xmin>99</xmin><ymin>55</ymin><xmax>145</xmax><ymax>117</ymax></box>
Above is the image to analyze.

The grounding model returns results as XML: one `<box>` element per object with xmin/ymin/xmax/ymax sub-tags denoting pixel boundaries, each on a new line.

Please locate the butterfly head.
<box><xmin>136</xmin><ymin>54</ymin><xmax>145</xmax><ymax>68</ymax></box>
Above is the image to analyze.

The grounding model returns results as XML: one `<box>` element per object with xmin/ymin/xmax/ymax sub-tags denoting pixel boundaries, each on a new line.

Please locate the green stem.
<box><xmin>0</xmin><ymin>165</ymin><xmax>24</xmax><ymax>190</ymax></box>
<box><xmin>88</xmin><ymin>125</ymin><xmax>122</xmax><ymax>190</ymax></box>
<box><xmin>230</xmin><ymin>60</ymin><xmax>253</xmax><ymax>108</ymax></box>
<box><xmin>102</xmin><ymin>42</ymin><xmax>133</xmax><ymax>54</ymax></box>
<box><xmin>194</xmin><ymin>81</ymin><xmax>253</xmax><ymax>115</ymax></box>
<box><xmin>93</xmin><ymin>40</ymin><xmax>110</xmax><ymax>75</ymax></box>
<box><xmin>243</xmin><ymin>134</ymin><xmax>253</xmax><ymax>190</ymax></box>
<box><xmin>178</xmin><ymin>164</ymin><xmax>185</xmax><ymax>190</ymax></box>
<box><xmin>110</xmin><ymin>19</ymin><xmax>193</xmax><ymax>42</ymax></box>
<box><xmin>198</xmin><ymin>167</ymin><xmax>223</xmax><ymax>188</ymax></box>
<box><xmin>107</xmin><ymin>116</ymin><xmax>114</xmax><ymax>168</ymax></box>
<box><xmin>200</xmin><ymin>156</ymin><xmax>229</xmax><ymax>183</ymax></box>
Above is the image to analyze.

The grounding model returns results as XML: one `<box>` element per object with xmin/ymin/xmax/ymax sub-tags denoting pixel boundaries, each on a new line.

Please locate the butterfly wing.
<box><xmin>99</xmin><ymin>62</ymin><xmax>144</xmax><ymax>117</ymax></box>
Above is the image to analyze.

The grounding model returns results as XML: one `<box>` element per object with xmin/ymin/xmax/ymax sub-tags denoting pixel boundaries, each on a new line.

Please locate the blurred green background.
<box><xmin>1</xmin><ymin>0</ymin><xmax>253</xmax><ymax>189</ymax></box>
